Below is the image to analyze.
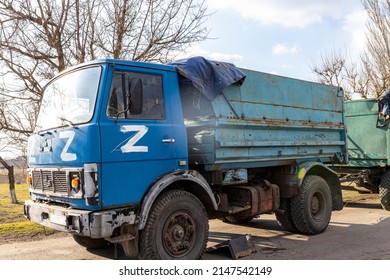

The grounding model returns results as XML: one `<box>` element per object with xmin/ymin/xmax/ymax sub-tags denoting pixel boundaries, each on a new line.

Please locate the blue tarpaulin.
<box><xmin>169</xmin><ymin>56</ymin><xmax>246</xmax><ymax>100</ymax></box>
<box><xmin>379</xmin><ymin>90</ymin><xmax>390</xmax><ymax>117</ymax></box>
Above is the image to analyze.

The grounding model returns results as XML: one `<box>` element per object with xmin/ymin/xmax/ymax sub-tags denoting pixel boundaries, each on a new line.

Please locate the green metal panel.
<box><xmin>345</xmin><ymin>99</ymin><xmax>388</xmax><ymax>167</ymax></box>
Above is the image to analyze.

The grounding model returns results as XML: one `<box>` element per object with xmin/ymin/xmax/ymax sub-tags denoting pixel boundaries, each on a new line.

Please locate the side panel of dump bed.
<box><xmin>181</xmin><ymin>69</ymin><xmax>346</xmax><ymax>171</ymax></box>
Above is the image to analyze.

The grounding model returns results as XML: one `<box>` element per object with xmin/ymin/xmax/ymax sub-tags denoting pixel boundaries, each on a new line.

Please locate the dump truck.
<box><xmin>334</xmin><ymin>98</ymin><xmax>390</xmax><ymax>210</ymax></box>
<box><xmin>24</xmin><ymin>57</ymin><xmax>346</xmax><ymax>259</ymax></box>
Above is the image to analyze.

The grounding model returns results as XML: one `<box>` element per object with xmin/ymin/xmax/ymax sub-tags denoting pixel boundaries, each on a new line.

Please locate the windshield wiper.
<box><xmin>57</xmin><ymin>117</ymin><xmax>76</xmax><ymax>127</ymax></box>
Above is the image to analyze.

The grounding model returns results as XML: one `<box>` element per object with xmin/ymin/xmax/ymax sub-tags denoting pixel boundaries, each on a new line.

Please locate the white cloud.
<box><xmin>208</xmin><ymin>0</ymin><xmax>364</xmax><ymax>28</ymax></box>
<box><xmin>272</xmin><ymin>43</ymin><xmax>299</xmax><ymax>55</ymax></box>
<box><xmin>342</xmin><ymin>9</ymin><xmax>367</xmax><ymax>57</ymax></box>
<box><xmin>175</xmin><ymin>45</ymin><xmax>244</xmax><ymax>64</ymax></box>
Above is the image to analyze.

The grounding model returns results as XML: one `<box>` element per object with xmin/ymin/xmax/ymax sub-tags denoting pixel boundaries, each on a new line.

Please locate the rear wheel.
<box><xmin>275</xmin><ymin>198</ymin><xmax>297</xmax><ymax>233</ymax></box>
<box><xmin>139</xmin><ymin>190</ymin><xmax>208</xmax><ymax>259</ymax></box>
<box><xmin>290</xmin><ymin>175</ymin><xmax>332</xmax><ymax>234</ymax></box>
<box><xmin>379</xmin><ymin>171</ymin><xmax>390</xmax><ymax>211</ymax></box>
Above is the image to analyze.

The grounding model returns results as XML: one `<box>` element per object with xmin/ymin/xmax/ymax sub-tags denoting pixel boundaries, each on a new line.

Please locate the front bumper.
<box><xmin>24</xmin><ymin>200</ymin><xmax>136</xmax><ymax>239</ymax></box>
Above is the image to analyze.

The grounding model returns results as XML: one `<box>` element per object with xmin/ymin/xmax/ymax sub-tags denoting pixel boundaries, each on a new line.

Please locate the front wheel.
<box><xmin>290</xmin><ymin>175</ymin><xmax>332</xmax><ymax>234</ymax></box>
<box><xmin>139</xmin><ymin>190</ymin><xmax>209</xmax><ymax>260</ymax></box>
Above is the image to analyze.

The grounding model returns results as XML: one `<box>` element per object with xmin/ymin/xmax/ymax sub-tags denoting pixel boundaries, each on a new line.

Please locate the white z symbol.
<box><xmin>59</xmin><ymin>131</ymin><xmax>77</xmax><ymax>161</ymax></box>
<box><xmin>118</xmin><ymin>125</ymin><xmax>148</xmax><ymax>153</ymax></box>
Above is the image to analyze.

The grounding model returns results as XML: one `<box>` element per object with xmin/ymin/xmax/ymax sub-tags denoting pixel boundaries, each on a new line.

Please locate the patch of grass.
<box><xmin>342</xmin><ymin>189</ymin><xmax>360</xmax><ymax>200</ymax></box>
<box><xmin>0</xmin><ymin>183</ymin><xmax>52</xmax><ymax>236</ymax></box>
<box><xmin>0</xmin><ymin>221</ymin><xmax>49</xmax><ymax>235</ymax></box>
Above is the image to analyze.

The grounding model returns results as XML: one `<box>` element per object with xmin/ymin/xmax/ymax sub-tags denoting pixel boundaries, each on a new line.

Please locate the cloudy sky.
<box><xmin>185</xmin><ymin>0</ymin><xmax>367</xmax><ymax>81</ymax></box>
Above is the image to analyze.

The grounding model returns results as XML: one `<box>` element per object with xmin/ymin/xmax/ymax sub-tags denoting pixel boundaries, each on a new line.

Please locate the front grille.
<box><xmin>32</xmin><ymin>170</ymin><xmax>69</xmax><ymax>194</ymax></box>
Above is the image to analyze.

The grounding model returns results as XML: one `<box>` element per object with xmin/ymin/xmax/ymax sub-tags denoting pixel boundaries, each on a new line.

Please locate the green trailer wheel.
<box><xmin>379</xmin><ymin>171</ymin><xmax>390</xmax><ymax>210</ymax></box>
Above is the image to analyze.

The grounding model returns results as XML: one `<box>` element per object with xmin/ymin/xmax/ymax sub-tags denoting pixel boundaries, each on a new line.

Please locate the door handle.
<box><xmin>162</xmin><ymin>138</ymin><xmax>175</xmax><ymax>143</ymax></box>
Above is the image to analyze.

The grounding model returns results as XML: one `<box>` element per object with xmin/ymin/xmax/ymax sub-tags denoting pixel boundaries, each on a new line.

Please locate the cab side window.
<box><xmin>107</xmin><ymin>71</ymin><xmax>165</xmax><ymax>120</ymax></box>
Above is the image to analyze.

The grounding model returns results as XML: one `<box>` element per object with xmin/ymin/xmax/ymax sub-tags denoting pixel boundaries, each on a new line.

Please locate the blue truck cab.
<box><xmin>24</xmin><ymin>57</ymin><xmax>346</xmax><ymax>259</ymax></box>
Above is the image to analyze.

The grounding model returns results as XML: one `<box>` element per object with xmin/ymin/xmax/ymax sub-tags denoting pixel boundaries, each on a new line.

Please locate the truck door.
<box><xmin>99</xmin><ymin>66</ymin><xmax>176</xmax><ymax>207</ymax></box>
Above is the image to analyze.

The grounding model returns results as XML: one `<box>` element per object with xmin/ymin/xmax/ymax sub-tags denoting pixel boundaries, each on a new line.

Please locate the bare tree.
<box><xmin>95</xmin><ymin>0</ymin><xmax>209</xmax><ymax>61</ymax></box>
<box><xmin>312</xmin><ymin>49</ymin><xmax>369</xmax><ymax>100</ymax></box>
<box><xmin>361</xmin><ymin>0</ymin><xmax>390</xmax><ymax>97</ymax></box>
<box><xmin>0</xmin><ymin>0</ymin><xmax>210</xmax><ymax>154</ymax></box>
<box><xmin>312</xmin><ymin>0</ymin><xmax>390</xmax><ymax>99</ymax></box>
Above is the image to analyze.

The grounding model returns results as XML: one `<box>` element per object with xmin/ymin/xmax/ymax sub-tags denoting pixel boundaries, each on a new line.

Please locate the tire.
<box><xmin>139</xmin><ymin>190</ymin><xmax>209</xmax><ymax>260</ymax></box>
<box><xmin>379</xmin><ymin>171</ymin><xmax>390</xmax><ymax>211</ymax></box>
<box><xmin>275</xmin><ymin>198</ymin><xmax>297</xmax><ymax>233</ymax></box>
<box><xmin>222</xmin><ymin>214</ymin><xmax>257</xmax><ymax>224</ymax></box>
<box><xmin>72</xmin><ymin>235</ymin><xmax>110</xmax><ymax>249</ymax></box>
<box><xmin>290</xmin><ymin>175</ymin><xmax>332</xmax><ymax>234</ymax></box>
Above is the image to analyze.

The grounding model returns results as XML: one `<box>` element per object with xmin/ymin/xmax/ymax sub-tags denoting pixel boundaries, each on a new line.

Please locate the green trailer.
<box><xmin>334</xmin><ymin>98</ymin><xmax>390</xmax><ymax>210</ymax></box>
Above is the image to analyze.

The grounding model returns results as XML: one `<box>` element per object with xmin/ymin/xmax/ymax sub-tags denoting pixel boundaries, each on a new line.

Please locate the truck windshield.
<box><xmin>35</xmin><ymin>66</ymin><xmax>101</xmax><ymax>132</ymax></box>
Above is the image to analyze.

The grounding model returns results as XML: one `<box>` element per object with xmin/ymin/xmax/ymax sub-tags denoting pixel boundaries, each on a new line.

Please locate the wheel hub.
<box><xmin>173</xmin><ymin>225</ymin><xmax>185</xmax><ymax>240</ymax></box>
<box><xmin>311</xmin><ymin>196</ymin><xmax>320</xmax><ymax>214</ymax></box>
<box><xmin>163</xmin><ymin>212</ymin><xmax>196</xmax><ymax>257</ymax></box>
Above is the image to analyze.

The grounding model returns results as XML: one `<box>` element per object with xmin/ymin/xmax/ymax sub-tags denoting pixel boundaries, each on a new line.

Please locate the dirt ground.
<box><xmin>1</xmin><ymin>189</ymin><xmax>389</xmax><ymax>260</ymax></box>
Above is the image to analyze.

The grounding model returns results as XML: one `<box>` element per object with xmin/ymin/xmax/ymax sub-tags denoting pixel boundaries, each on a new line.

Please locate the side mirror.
<box><xmin>128</xmin><ymin>77</ymin><xmax>143</xmax><ymax>115</ymax></box>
